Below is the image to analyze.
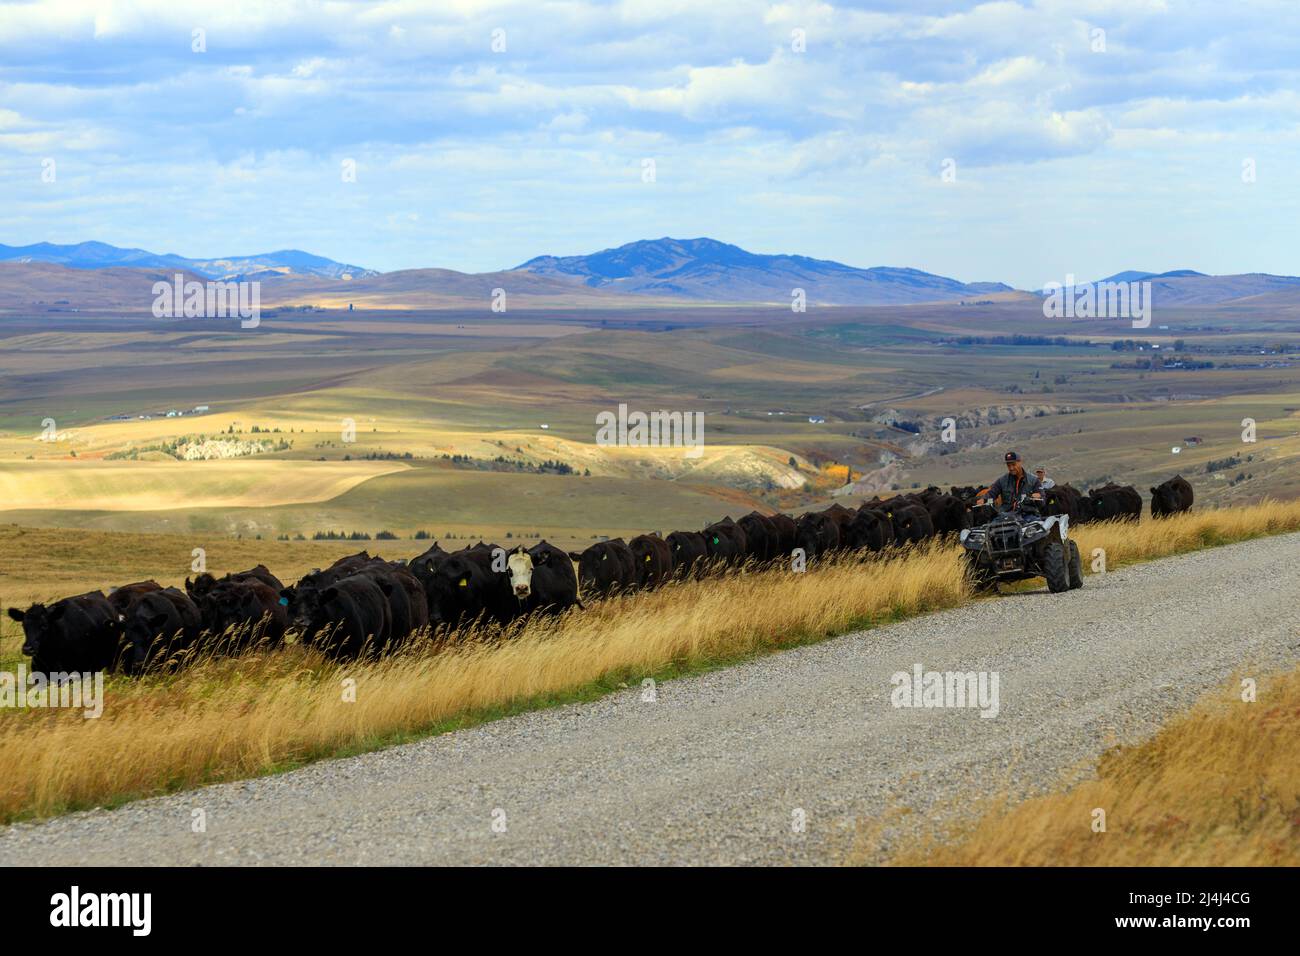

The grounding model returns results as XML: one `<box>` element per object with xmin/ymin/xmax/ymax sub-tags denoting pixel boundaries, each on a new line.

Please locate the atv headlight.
<box><xmin>1021</xmin><ymin>521</ymin><xmax>1048</xmax><ymax>542</ymax></box>
<box><xmin>961</xmin><ymin>528</ymin><xmax>985</xmax><ymax>547</ymax></box>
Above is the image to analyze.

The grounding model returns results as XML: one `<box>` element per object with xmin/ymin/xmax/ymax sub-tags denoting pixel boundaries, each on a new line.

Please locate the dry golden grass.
<box><xmin>0</xmin><ymin>459</ymin><xmax>407</xmax><ymax>511</ymax></box>
<box><xmin>874</xmin><ymin>667</ymin><xmax>1300</xmax><ymax>866</ymax></box>
<box><xmin>0</xmin><ymin>499</ymin><xmax>1298</xmax><ymax>824</ymax></box>
<box><xmin>1069</xmin><ymin>500</ymin><xmax>1300</xmax><ymax>570</ymax></box>
<box><xmin>0</xmin><ymin>544</ymin><xmax>967</xmax><ymax>821</ymax></box>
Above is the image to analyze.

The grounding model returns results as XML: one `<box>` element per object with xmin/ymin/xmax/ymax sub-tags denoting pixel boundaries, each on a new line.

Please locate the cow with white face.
<box><xmin>506</xmin><ymin>546</ymin><xmax>534</xmax><ymax>600</ymax></box>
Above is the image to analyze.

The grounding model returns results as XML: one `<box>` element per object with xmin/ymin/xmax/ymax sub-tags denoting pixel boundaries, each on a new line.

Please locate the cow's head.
<box><xmin>573</xmin><ymin>543</ymin><xmax>615</xmax><ymax>586</ymax></box>
<box><xmin>286</xmin><ymin>581</ymin><xmax>341</xmax><ymax>635</ymax></box>
<box><xmin>185</xmin><ymin>572</ymin><xmax>219</xmax><ymax>598</ymax></box>
<box><xmin>431</xmin><ymin>554</ymin><xmax>479</xmax><ymax>609</ymax></box>
<box><xmin>891</xmin><ymin>509</ymin><xmax>920</xmax><ymax>542</ymax></box>
<box><xmin>277</xmin><ymin>583</ymin><xmax>311</xmax><ymax>631</ymax></box>
<box><xmin>199</xmin><ymin>582</ymin><xmax>257</xmax><ymax>632</ymax></box>
<box><xmin>121</xmin><ymin>603</ymin><xmax>174</xmax><ymax>673</ymax></box>
<box><xmin>507</xmin><ymin>547</ymin><xmax>533</xmax><ymax>599</ymax></box>
<box><xmin>847</xmin><ymin>511</ymin><xmax>883</xmax><ymax>548</ymax></box>
<box><xmin>793</xmin><ymin>515</ymin><xmax>823</xmax><ymax>554</ymax></box>
<box><xmin>8</xmin><ymin>602</ymin><xmax>60</xmax><ymax>657</ymax></box>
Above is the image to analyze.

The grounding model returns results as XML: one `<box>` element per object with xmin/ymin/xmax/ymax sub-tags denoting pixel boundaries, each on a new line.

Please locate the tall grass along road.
<box><xmin>2</xmin><ymin>530</ymin><xmax>1296</xmax><ymax>865</ymax></box>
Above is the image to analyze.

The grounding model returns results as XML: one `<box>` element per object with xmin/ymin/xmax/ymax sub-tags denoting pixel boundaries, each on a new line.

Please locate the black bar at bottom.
<box><xmin>3</xmin><ymin>865</ymin><xmax>1290</xmax><ymax>941</ymax></box>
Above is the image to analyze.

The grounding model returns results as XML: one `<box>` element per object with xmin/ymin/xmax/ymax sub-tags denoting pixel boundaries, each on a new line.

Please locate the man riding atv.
<box><xmin>981</xmin><ymin>451</ymin><xmax>1044</xmax><ymax>513</ymax></box>
<box><xmin>963</xmin><ymin>450</ymin><xmax>1082</xmax><ymax>594</ymax></box>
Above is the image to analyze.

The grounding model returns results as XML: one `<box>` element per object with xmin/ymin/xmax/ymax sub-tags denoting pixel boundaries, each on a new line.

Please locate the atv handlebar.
<box><xmin>975</xmin><ymin>492</ymin><xmax>1044</xmax><ymax>513</ymax></box>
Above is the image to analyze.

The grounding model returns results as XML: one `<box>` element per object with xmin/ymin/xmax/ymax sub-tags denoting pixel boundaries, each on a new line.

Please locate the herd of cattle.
<box><xmin>6</xmin><ymin>474</ymin><xmax>1194</xmax><ymax>677</ymax></box>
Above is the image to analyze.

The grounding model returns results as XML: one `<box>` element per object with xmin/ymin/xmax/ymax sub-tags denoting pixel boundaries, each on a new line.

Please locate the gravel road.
<box><xmin>3</xmin><ymin>532</ymin><xmax>1297</xmax><ymax>866</ymax></box>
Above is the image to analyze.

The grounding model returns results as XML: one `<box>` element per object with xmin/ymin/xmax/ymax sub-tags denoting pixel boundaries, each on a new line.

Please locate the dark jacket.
<box><xmin>988</xmin><ymin>469</ymin><xmax>1042</xmax><ymax>512</ymax></box>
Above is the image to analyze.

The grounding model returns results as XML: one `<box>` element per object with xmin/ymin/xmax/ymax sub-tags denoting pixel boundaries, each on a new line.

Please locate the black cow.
<box><xmin>666</xmin><ymin>530</ymin><xmax>708</xmax><ymax>578</ymax></box>
<box><xmin>767</xmin><ymin>513</ymin><xmax>798</xmax><ymax>557</ymax></box>
<box><xmin>185</xmin><ymin>563</ymin><xmax>284</xmax><ymax>600</ymax></box>
<box><xmin>1042</xmin><ymin>484</ymin><xmax>1082</xmax><ymax>520</ymax></box>
<box><xmin>1151</xmin><ymin>475</ymin><xmax>1194</xmax><ymax>517</ymax></box>
<box><xmin>409</xmin><ymin>542</ymin><xmax>447</xmax><ymax>568</ymax></box>
<box><xmin>278</xmin><ymin>551</ymin><xmax>375</xmax><ymax>625</ymax></box>
<box><xmin>703</xmin><ymin>518</ymin><xmax>748</xmax><ymax>566</ymax></box>
<box><xmin>407</xmin><ymin>542</ymin><xmax>448</xmax><ymax>616</ymax></box>
<box><xmin>355</xmin><ymin>559</ymin><xmax>428</xmax><ymax>645</ymax></box>
<box><xmin>858</xmin><ymin>504</ymin><xmax>895</xmax><ymax>544</ymax></box>
<box><xmin>196</xmin><ymin>579</ymin><xmax>288</xmax><ymax>650</ymax></box>
<box><xmin>628</xmin><ymin>534</ymin><xmax>673</xmax><ymax>590</ymax></box>
<box><xmin>291</xmin><ymin>573</ymin><xmax>392</xmax><ymax>659</ymax></box>
<box><xmin>794</xmin><ymin>511</ymin><xmax>840</xmax><ymax>558</ymax></box>
<box><xmin>924</xmin><ymin>493</ymin><xmax>969</xmax><ymax>536</ymax></box>
<box><xmin>106</xmin><ymin>581</ymin><xmax>163</xmax><ymax>616</ymax></box>
<box><xmin>736</xmin><ymin>512</ymin><xmax>779</xmax><ymax>562</ymax></box>
<box><xmin>8</xmin><ymin>591</ymin><xmax>123</xmax><ymax>673</ymax></box>
<box><xmin>519</xmin><ymin>540</ymin><xmax>580</xmax><ymax>616</ymax></box>
<box><xmin>1071</xmin><ymin>486</ymin><xmax>1096</xmax><ymax>523</ymax></box>
<box><xmin>880</xmin><ymin>500</ymin><xmax>934</xmax><ymax>544</ymax></box>
<box><xmin>842</xmin><ymin>508</ymin><xmax>890</xmax><ymax>552</ymax></box>
<box><xmin>1088</xmin><ymin>483</ymin><xmax>1142</xmax><ymax>522</ymax></box>
<box><xmin>119</xmin><ymin>587</ymin><xmax>202</xmax><ymax>673</ymax></box>
<box><xmin>423</xmin><ymin>543</ymin><xmax>516</xmax><ymax>629</ymax></box>
<box><xmin>821</xmin><ymin>504</ymin><xmax>857</xmax><ymax>548</ymax></box>
<box><xmin>569</xmin><ymin>539</ymin><xmax>637</xmax><ymax>598</ymax></box>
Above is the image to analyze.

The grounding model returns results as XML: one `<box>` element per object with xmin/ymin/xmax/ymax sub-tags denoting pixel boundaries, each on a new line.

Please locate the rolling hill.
<box><xmin>0</xmin><ymin>261</ymin><xmax>213</xmax><ymax>311</ymax></box>
<box><xmin>516</xmin><ymin>237</ymin><xmax>1015</xmax><ymax>305</ymax></box>
<box><xmin>1076</xmin><ymin>269</ymin><xmax>1300</xmax><ymax>307</ymax></box>
<box><xmin>0</xmin><ymin>260</ymin><xmax>696</xmax><ymax>312</ymax></box>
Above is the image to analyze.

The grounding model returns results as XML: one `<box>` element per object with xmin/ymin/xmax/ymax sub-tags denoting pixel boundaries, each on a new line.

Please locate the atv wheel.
<box><xmin>1042</xmin><ymin>538</ymin><xmax>1070</xmax><ymax>593</ymax></box>
<box><xmin>1067</xmin><ymin>539</ymin><xmax>1084</xmax><ymax>590</ymax></box>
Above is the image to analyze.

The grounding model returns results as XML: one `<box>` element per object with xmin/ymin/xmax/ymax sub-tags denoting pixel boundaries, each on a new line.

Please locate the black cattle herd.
<box><xmin>6</xmin><ymin>474</ymin><xmax>1194</xmax><ymax>677</ymax></box>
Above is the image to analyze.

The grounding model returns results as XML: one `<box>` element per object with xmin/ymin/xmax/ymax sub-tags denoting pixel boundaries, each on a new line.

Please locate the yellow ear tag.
<box><xmin>458</xmin><ymin>578</ymin><xmax>468</xmax><ymax>587</ymax></box>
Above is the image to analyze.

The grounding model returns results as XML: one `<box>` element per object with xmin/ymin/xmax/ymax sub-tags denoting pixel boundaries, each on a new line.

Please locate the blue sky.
<box><xmin>1</xmin><ymin>0</ymin><xmax>1296</xmax><ymax>288</ymax></box>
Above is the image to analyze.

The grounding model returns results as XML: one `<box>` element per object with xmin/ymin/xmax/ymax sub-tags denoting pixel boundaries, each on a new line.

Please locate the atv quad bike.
<box><xmin>960</xmin><ymin>494</ymin><xmax>1083</xmax><ymax>594</ymax></box>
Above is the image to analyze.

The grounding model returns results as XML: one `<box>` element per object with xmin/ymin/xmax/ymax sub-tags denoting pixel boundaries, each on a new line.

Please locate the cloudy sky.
<box><xmin>1</xmin><ymin>0</ymin><xmax>1296</xmax><ymax>287</ymax></box>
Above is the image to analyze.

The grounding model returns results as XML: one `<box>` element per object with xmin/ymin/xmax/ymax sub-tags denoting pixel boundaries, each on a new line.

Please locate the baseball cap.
<box><xmin>1004</xmin><ymin>451</ymin><xmax>1020</xmax><ymax>463</ymax></box>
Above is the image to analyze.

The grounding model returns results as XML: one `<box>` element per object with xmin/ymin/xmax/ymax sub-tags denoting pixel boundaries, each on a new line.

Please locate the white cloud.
<box><xmin>0</xmin><ymin>0</ymin><xmax>1295</xmax><ymax>285</ymax></box>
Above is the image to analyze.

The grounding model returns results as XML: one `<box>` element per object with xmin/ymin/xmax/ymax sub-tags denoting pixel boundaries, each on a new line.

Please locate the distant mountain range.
<box><xmin>1083</xmin><ymin>269</ymin><xmax>1300</xmax><ymax>307</ymax></box>
<box><xmin>2</xmin><ymin>237</ymin><xmax>1299</xmax><ymax>310</ymax></box>
<box><xmin>0</xmin><ymin>241</ymin><xmax>376</xmax><ymax>281</ymax></box>
<box><xmin>516</xmin><ymin>237</ymin><xmax>1014</xmax><ymax>305</ymax></box>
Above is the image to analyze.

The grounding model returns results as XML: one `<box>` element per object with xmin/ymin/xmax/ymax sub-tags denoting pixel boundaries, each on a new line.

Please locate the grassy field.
<box><xmin>868</xmin><ymin>665</ymin><xmax>1300</xmax><ymax>866</ymax></box>
<box><xmin>0</xmin><ymin>458</ymin><xmax>409</xmax><ymax>511</ymax></box>
<box><xmin>2</xmin><ymin>306</ymin><xmax>1297</xmax><ymax>545</ymax></box>
<box><xmin>1</xmin><ymin>500</ymin><xmax>1297</xmax><ymax>824</ymax></box>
